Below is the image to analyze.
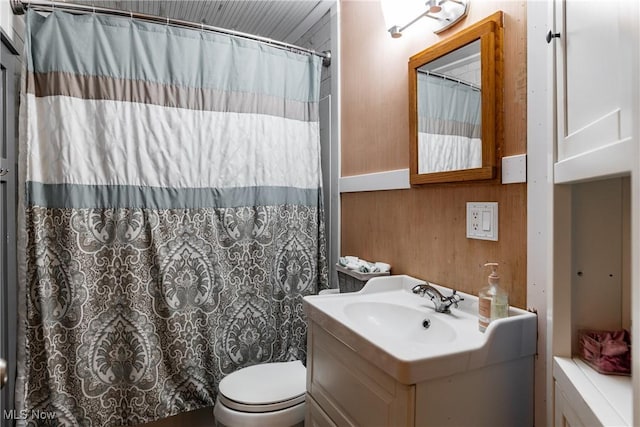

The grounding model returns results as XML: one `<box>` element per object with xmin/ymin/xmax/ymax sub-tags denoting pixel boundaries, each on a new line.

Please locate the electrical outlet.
<box><xmin>466</xmin><ymin>202</ymin><xmax>498</xmax><ymax>241</ymax></box>
<box><xmin>469</xmin><ymin>209</ymin><xmax>481</xmax><ymax>232</ymax></box>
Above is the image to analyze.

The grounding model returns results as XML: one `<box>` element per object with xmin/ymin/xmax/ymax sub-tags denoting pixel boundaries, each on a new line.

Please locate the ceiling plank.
<box><xmin>70</xmin><ymin>0</ymin><xmax>335</xmax><ymax>43</ymax></box>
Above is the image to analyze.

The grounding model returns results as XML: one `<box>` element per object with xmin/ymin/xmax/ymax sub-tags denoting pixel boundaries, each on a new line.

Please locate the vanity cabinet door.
<box><xmin>306</xmin><ymin>394</ymin><xmax>338</xmax><ymax>427</ymax></box>
<box><xmin>553</xmin><ymin>0</ymin><xmax>635</xmax><ymax>182</ymax></box>
<box><xmin>306</xmin><ymin>322</ymin><xmax>415</xmax><ymax>427</ymax></box>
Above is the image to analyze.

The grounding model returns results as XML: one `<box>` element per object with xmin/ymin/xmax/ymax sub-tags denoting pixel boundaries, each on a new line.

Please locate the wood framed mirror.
<box><xmin>409</xmin><ymin>11</ymin><xmax>503</xmax><ymax>184</ymax></box>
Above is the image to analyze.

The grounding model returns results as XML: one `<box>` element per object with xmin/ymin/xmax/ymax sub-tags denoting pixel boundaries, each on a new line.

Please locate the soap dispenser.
<box><xmin>478</xmin><ymin>262</ymin><xmax>509</xmax><ymax>332</ymax></box>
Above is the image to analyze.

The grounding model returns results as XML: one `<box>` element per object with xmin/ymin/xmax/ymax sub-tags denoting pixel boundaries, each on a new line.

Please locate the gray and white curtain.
<box><xmin>16</xmin><ymin>10</ymin><xmax>327</xmax><ymax>426</ymax></box>
<box><xmin>417</xmin><ymin>72</ymin><xmax>481</xmax><ymax>173</ymax></box>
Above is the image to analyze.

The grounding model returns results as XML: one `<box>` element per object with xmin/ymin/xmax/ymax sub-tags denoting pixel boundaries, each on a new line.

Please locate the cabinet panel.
<box><xmin>554</xmin><ymin>0</ymin><xmax>633</xmax><ymax>162</ymax></box>
<box><xmin>416</xmin><ymin>357</ymin><xmax>534</xmax><ymax>427</ymax></box>
<box><xmin>306</xmin><ymin>394</ymin><xmax>338</xmax><ymax>427</ymax></box>
<box><xmin>553</xmin><ymin>357</ymin><xmax>631</xmax><ymax>426</ymax></box>
<box><xmin>554</xmin><ymin>383</ymin><xmax>583</xmax><ymax>427</ymax></box>
<box><xmin>570</xmin><ymin>178</ymin><xmax>628</xmax><ymax>351</ymax></box>
<box><xmin>306</xmin><ymin>322</ymin><xmax>415</xmax><ymax>427</ymax></box>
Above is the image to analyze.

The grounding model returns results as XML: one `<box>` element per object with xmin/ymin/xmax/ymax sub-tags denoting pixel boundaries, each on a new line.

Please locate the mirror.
<box><xmin>409</xmin><ymin>11</ymin><xmax>503</xmax><ymax>184</ymax></box>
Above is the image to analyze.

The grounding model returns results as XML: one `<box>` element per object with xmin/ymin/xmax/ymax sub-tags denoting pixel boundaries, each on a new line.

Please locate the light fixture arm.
<box><xmin>385</xmin><ymin>0</ymin><xmax>469</xmax><ymax>38</ymax></box>
<box><xmin>399</xmin><ymin>12</ymin><xmax>433</xmax><ymax>33</ymax></box>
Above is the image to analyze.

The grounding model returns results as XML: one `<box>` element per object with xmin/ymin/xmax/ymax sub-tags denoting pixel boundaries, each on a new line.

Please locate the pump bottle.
<box><xmin>478</xmin><ymin>262</ymin><xmax>509</xmax><ymax>332</ymax></box>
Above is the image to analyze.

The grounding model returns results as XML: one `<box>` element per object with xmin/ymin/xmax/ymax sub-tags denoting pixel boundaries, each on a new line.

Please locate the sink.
<box><xmin>303</xmin><ymin>275</ymin><xmax>537</xmax><ymax>384</ymax></box>
<box><xmin>343</xmin><ymin>301</ymin><xmax>457</xmax><ymax>344</ymax></box>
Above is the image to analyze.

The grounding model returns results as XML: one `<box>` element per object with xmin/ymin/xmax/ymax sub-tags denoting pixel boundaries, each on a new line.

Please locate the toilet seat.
<box><xmin>219</xmin><ymin>392</ymin><xmax>305</xmax><ymax>413</ymax></box>
<box><xmin>217</xmin><ymin>360</ymin><xmax>306</xmax><ymax>413</ymax></box>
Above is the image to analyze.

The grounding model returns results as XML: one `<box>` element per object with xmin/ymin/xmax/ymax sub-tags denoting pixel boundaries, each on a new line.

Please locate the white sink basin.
<box><xmin>343</xmin><ymin>301</ymin><xmax>457</xmax><ymax>344</ymax></box>
<box><xmin>303</xmin><ymin>275</ymin><xmax>537</xmax><ymax>384</ymax></box>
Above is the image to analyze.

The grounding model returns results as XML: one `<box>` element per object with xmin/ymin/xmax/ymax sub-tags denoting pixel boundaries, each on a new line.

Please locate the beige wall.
<box><xmin>340</xmin><ymin>0</ymin><xmax>527</xmax><ymax>307</ymax></box>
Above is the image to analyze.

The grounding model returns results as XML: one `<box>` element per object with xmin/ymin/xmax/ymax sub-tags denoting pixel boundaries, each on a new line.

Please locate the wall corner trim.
<box><xmin>339</xmin><ymin>169</ymin><xmax>410</xmax><ymax>193</ymax></box>
<box><xmin>502</xmin><ymin>154</ymin><xmax>527</xmax><ymax>184</ymax></box>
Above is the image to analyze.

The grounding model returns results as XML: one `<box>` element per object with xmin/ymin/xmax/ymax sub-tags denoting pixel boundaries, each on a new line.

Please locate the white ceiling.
<box><xmin>69</xmin><ymin>0</ymin><xmax>334</xmax><ymax>44</ymax></box>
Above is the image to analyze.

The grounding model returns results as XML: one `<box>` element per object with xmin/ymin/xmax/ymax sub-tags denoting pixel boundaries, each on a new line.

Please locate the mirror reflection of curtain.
<box><xmin>417</xmin><ymin>72</ymin><xmax>481</xmax><ymax>173</ymax></box>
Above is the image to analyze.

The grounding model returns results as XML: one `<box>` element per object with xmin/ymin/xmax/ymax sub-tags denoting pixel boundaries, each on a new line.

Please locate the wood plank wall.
<box><xmin>340</xmin><ymin>0</ymin><xmax>527</xmax><ymax>307</ymax></box>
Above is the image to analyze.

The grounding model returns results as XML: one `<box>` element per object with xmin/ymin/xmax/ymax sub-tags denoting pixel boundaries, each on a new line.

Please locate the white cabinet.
<box><xmin>305</xmin><ymin>322</ymin><xmax>415</xmax><ymax>427</ymax></box>
<box><xmin>550</xmin><ymin>155</ymin><xmax>635</xmax><ymax>427</ymax></box>
<box><xmin>545</xmin><ymin>0</ymin><xmax>640</xmax><ymax>426</ymax></box>
<box><xmin>305</xmin><ymin>318</ymin><xmax>534</xmax><ymax>427</ymax></box>
<box><xmin>552</xmin><ymin>0</ymin><xmax>637</xmax><ymax>183</ymax></box>
<box><xmin>553</xmin><ymin>357</ymin><xmax>632</xmax><ymax>427</ymax></box>
<box><xmin>554</xmin><ymin>382</ymin><xmax>584</xmax><ymax>427</ymax></box>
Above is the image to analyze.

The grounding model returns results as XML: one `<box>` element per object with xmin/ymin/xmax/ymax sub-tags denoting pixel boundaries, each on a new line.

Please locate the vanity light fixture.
<box><xmin>381</xmin><ymin>0</ymin><xmax>470</xmax><ymax>37</ymax></box>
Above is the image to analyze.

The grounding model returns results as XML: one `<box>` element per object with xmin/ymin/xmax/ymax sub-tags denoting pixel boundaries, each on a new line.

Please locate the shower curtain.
<box><xmin>417</xmin><ymin>72</ymin><xmax>482</xmax><ymax>173</ymax></box>
<box><xmin>16</xmin><ymin>10</ymin><xmax>327</xmax><ymax>426</ymax></box>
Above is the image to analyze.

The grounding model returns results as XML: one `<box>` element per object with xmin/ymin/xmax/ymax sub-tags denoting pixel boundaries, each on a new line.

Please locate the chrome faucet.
<box><xmin>411</xmin><ymin>283</ymin><xmax>464</xmax><ymax>313</ymax></box>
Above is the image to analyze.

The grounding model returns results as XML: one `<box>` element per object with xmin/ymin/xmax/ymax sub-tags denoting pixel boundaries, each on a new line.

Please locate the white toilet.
<box><xmin>213</xmin><ymin>360</ymin><xmax>307</xmax><ymax>427</ymax></box>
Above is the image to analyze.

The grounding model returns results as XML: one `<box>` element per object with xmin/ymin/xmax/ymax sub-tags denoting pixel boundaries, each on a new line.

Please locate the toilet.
<box><xmin>213</xmin><ymin>360</ymin><xmax>307</xmax><ymax>427</ymax></box>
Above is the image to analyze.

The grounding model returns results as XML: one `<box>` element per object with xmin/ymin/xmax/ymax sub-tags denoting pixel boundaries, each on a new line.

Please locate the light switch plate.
<box><xmin>467</xmin><ymin>202</ymin><xmax>498</xmax><ymax>241</ymax></box>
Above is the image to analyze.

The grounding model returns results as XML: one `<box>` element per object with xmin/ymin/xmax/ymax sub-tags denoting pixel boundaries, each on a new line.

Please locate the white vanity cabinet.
<box><xmin>303</xmin><ymin>278</ymin><xmax>536</xmax><ymax>427</ymax></box>
<box><xmin>305</xmin><ymin>318</ymin><xmax>535</xmax><ymax>427</ymax></box>
<box><xmin>552</xmin><ymin>0</ymin><xmax>637</xmax><ymax>183</ymax></box>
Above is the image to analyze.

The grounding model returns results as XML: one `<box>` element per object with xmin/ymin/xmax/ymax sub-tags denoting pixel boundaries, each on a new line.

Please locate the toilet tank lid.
<box><xmin>219</xmin><ymin>360</ymin><xmax>306</xmax><ymax>405</ymax></box>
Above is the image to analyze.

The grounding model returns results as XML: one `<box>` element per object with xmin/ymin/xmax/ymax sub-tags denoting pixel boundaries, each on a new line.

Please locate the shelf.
<box><xmin>553</xmin><ymin>356</ymin><xmax>632</xmax><ymax>426</ymax></box>
<box><xmin>554</xmin><ymin>137</ymin><xmax>634</xmax><ymax>184</ymax></box>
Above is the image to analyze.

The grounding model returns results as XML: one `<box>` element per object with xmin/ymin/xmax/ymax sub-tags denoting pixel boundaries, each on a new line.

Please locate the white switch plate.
<box><xmin>467</xmin><ymin>202</ymin><xmax>498</xmax><ymax>241</ymax></box>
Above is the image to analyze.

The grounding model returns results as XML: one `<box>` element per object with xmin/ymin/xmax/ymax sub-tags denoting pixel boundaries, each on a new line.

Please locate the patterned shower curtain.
<box><xmin>417</xmin><ymin>72</ymin><xmax>482</xmax><ymax>174</ymax></box>
<box><xmin>16</xmin><ymin>9</ymin><xmax>327</xmax><ymax>426</ymax></box>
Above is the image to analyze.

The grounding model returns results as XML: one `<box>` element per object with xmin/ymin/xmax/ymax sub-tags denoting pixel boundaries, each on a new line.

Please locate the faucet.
<box><xmin>411</xmin><ymin>283</ymin><xmax>464</xmax><ymax>313</ymax></box>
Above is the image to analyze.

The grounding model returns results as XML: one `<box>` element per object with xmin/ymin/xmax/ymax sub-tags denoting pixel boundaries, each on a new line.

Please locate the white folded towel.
<box><xmin>375</xmin><ymin>262</ymin><xmax>391</xmax><ymax>273</ymax></box>
<box><xmin>338</xmin><ymin>257</ymin><xmax>391</xmax><ymax>273</ymax></box>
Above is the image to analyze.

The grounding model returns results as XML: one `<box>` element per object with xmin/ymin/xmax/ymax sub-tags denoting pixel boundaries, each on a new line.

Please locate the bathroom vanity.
<box><xmin>303</xmin><ymin>275</ymin><xmax>537</xmax><ymax>427</ymax></box>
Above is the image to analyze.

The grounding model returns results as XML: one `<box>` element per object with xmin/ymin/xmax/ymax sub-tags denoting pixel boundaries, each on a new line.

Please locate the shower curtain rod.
<box><xmin>418</xmin><ymin>69</ymin><xmax>480</xmax><ymax>91</ymax></box>
<box><xmin>10</xmin><ymin>0</ymin><xmax>332</xmax><ymax>67</ymax></box>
